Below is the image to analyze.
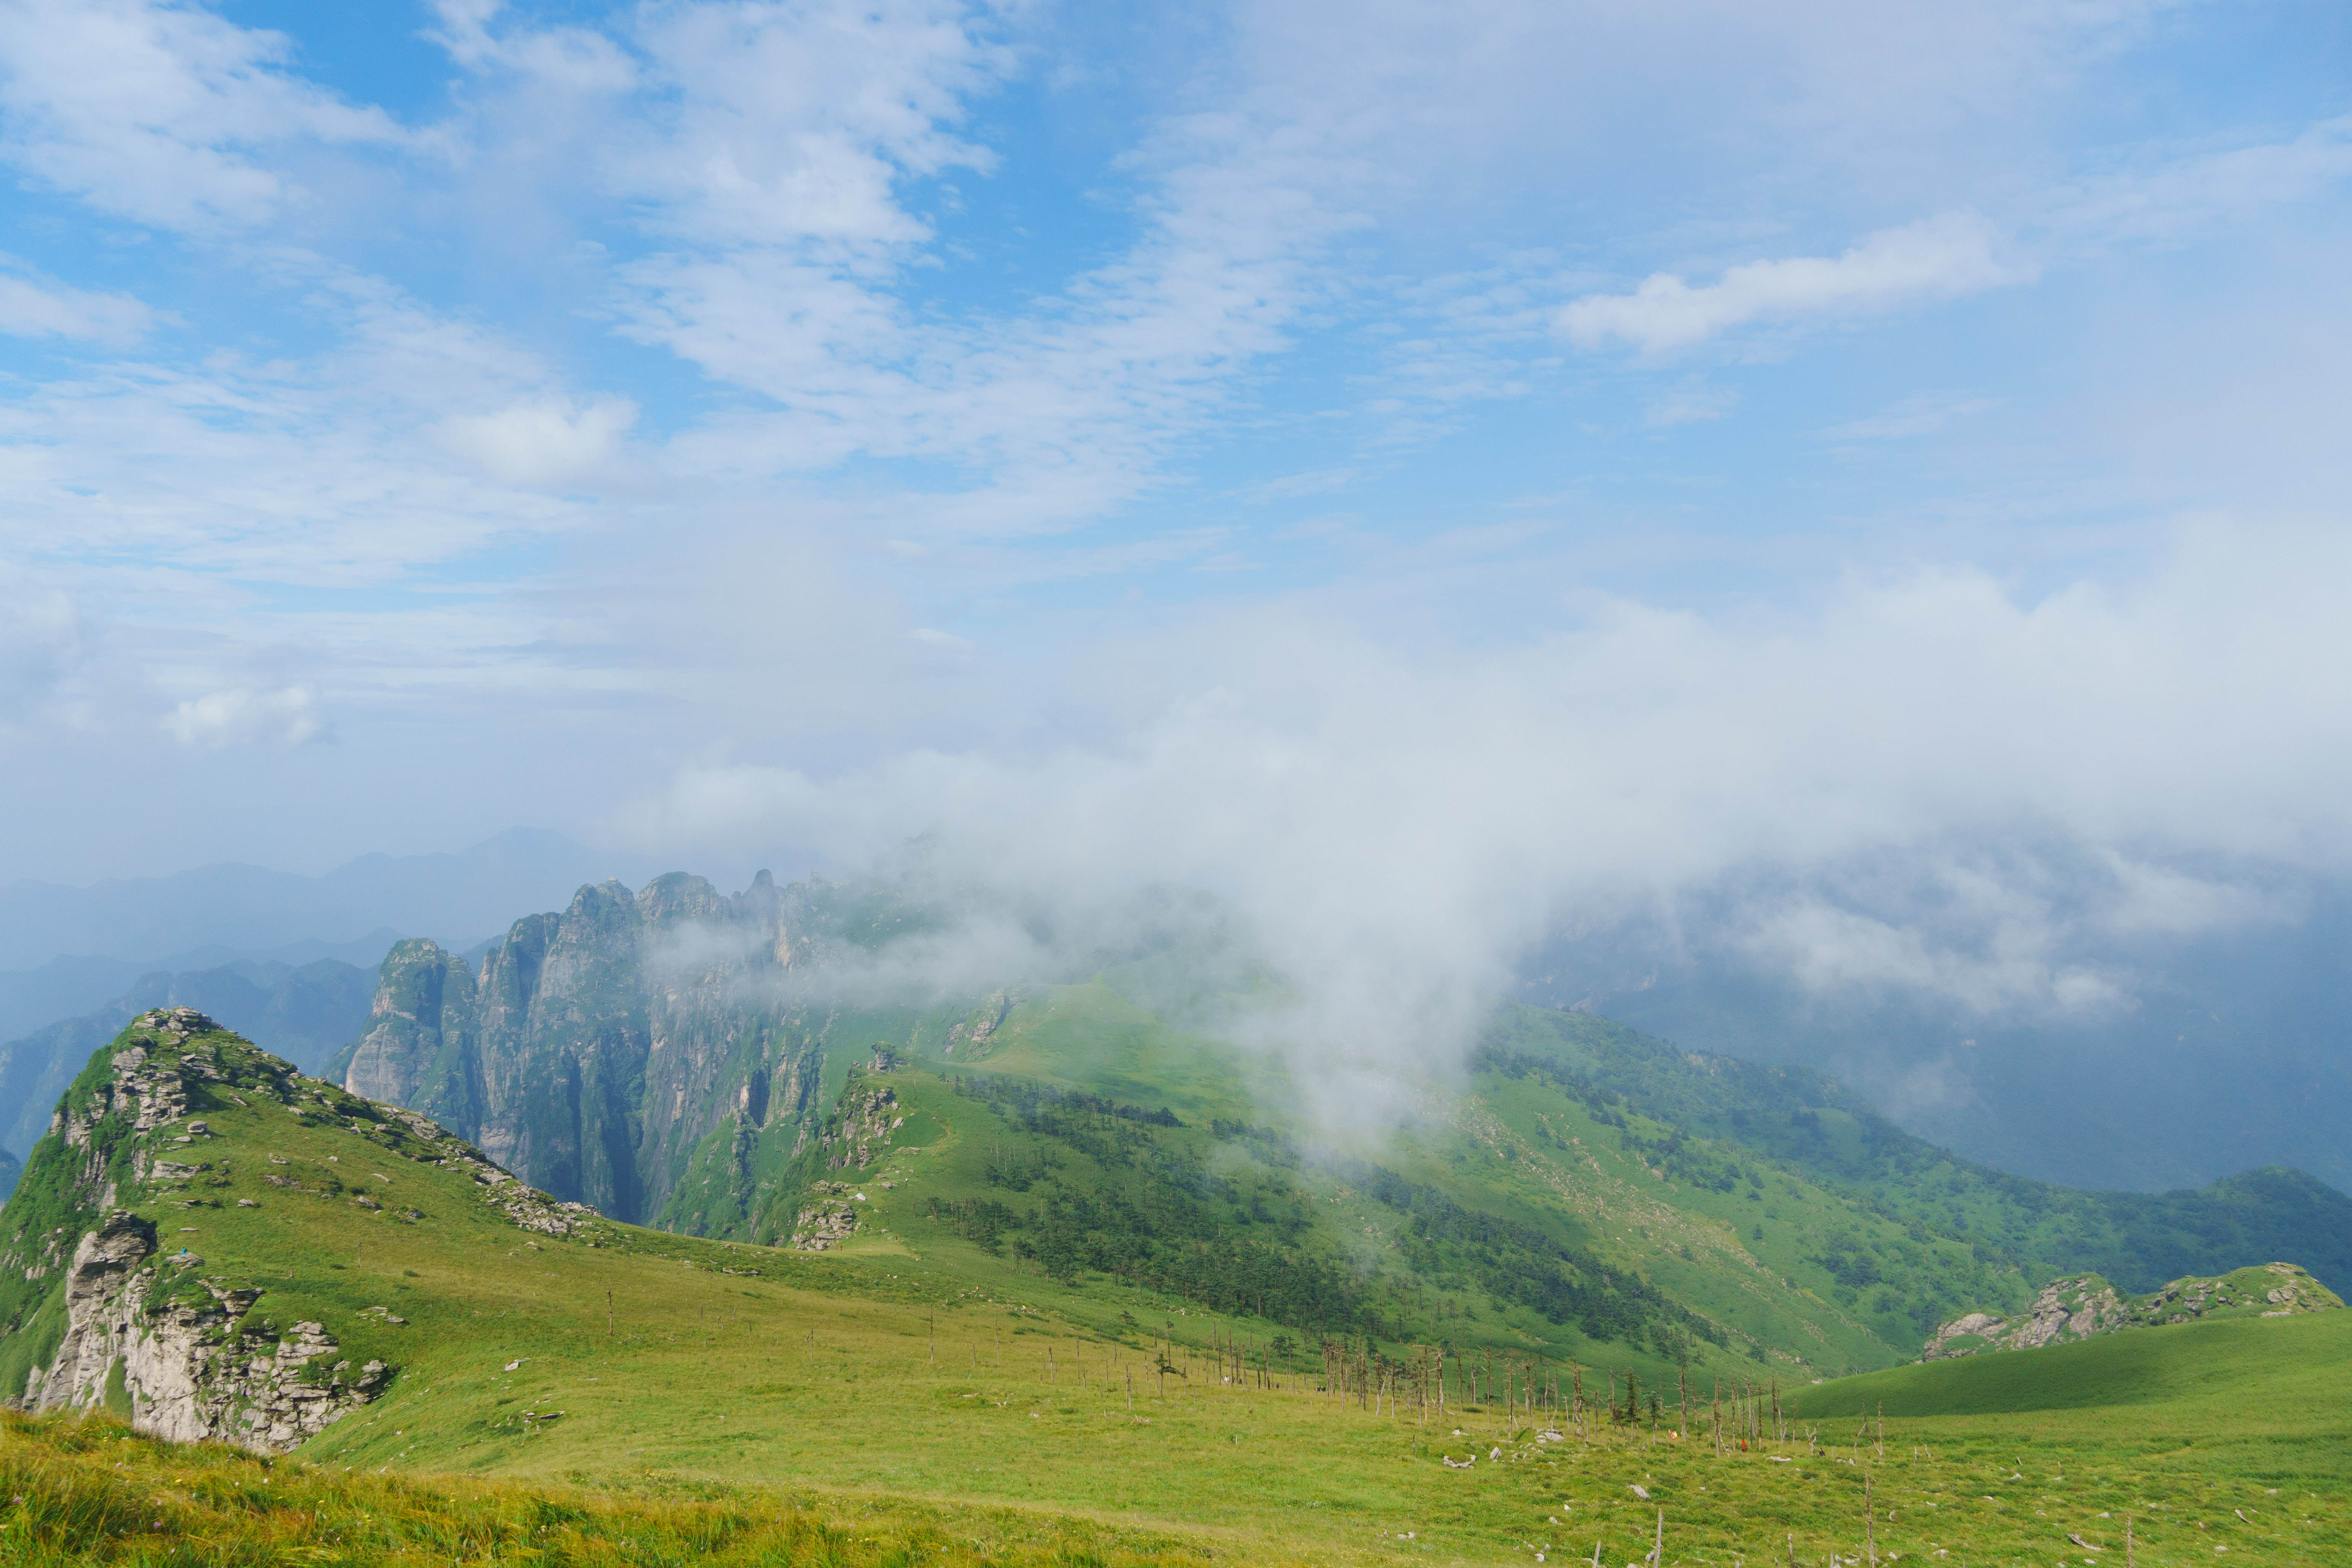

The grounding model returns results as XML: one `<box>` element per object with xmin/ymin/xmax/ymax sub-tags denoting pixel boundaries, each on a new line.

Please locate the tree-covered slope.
<box><xmin>1481</xmin><ymin>1004</ymin><xmax>2352</xmax><ymax>1293</ymax></box>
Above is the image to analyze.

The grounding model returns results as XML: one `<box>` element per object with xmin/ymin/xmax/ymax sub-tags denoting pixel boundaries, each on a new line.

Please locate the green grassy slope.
<box><xmin>0</xmin><ymin>1410</ymin><xmax>1220</xmax><ymax>1568</ymax></box>
<box><xmin>692</xmin><ymin>983</ymin><xmax>2035</xmax><ymax>1379</ymax></box>
<box><xmin>1790</xmin><ymin>1307</ymin><xmax>2352</xmax><ymax>1419</ymax></box>
<box><xmin>8</xmin><ymin>1015</ymin><xmax>2352</xmax><ymax>1565</ymax></box>
<box><xmin>1483</xmin><ymin>1005</ymin><xmax>2352</xmax><ymax>1291</ymax></box>
<box><xmin>0</xmin><ymin>1014</ymin><xmax>596</xmax><ymax>1402</ymax></box>
<box><xmin>650</xmin><ymin>981</ymin><xmax>2350</xmax><ymax>1383</ymax></box>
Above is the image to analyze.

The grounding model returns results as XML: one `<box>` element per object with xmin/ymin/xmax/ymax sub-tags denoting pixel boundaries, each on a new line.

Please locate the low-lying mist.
<box><xmin>613</xmin><ymin>521</ymin><xmax>2352</xmax><ymax>1162</ymax></box>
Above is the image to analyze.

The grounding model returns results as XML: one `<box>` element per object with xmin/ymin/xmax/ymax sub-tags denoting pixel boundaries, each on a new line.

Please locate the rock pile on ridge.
<box><xmin>1924</xmin><ymin>1261</ymin><xmax>2340</xmax><ymax>1359</ymax></box>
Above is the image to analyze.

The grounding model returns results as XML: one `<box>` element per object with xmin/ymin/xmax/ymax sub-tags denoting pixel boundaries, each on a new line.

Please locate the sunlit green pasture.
<box><xmin>15</xmin><ymin>1020</ymin><xmax>2350</xmax><ymax>1565</ymax></box>
<box><xmin>108</xmin><ymin>1090</ymin><xmax>2352</xmax><ymax>1566</ymax></box>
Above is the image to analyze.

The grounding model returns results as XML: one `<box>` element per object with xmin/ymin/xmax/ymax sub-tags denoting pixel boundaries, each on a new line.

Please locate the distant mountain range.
<box><xmin>1517</xmin><ymin>893</ymin><xmax>2352</xmax><ymax>1195</ymax></box>
<box><xmin>0</xmin><ymin>958</ymin><xmax>376</xmax><ymax>1165</ymax></box>
<box><xmin>323</xmin><ymin>867</ymin><xmax>2352</xmax><ymax>1336</ymax></box>
<box><xmin>0</xmin><ymin>827</ymin><xmax>634</xmax><ymax>978</ymax></box>
<box><xmin>7</xmin><ymin>826</ymin><xmax>2351</xmax><ymax>1227</ymax></box>
<box><xmin>0</xmin><ymin>828</ymin><xmax>644</xmax><ymax>1080</ymax></box>
<box><xmin>0</xmin><ymin>932</ymin><xmax>402</xmax><ymax>1047</ymax></box>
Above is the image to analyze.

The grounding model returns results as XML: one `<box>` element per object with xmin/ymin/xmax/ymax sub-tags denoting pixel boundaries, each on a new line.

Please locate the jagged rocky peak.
<box><xmin>334</xmin><ymin>869</ymin><xmax>875</xmax><ymax>1227</ymax></box>
<box><xmin>1924</xmin><ymin>1261</ymin><xmax>2342</xmax><ymax>1359</ymax></box>
<box><xmin>0</xmin><ymin>1012</ymin><xmax>595</xmax><ymax>1453</ymax></box>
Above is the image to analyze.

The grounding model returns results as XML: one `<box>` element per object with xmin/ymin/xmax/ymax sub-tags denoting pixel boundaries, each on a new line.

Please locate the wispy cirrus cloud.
<box><xmin>0</xmin><ymin>259</ymin><xmax>155</xmax><ymax>344</ymax></box>
<box><xmin>1824</xmin><ymin>391</ymin><xmax>2000</xmax><ymax>441</ymax></box>
<box><xmin>0</xmin><ymin>0</ymin><xmax>404</xmax><ymax>231</ymax></box>
<box><xmin>1559</xmin><ymin>211</ymin><xmax>2036</xmax><ymax>355</ymax></box>
<box><xmin>2053</xmin><ymin>113</ymin><xmax>2352</xmax><ymax>244</ymax></box>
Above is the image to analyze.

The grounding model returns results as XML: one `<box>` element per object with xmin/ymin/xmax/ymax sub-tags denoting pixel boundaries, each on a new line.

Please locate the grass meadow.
<box><xmin>7</xmin><ymin>1028</ymin><xmax>2350</xmax><ymax>1564</ymax></box>
<box><xmin>7</xmin><ymin>1234</ymin><xmax>2348</xmax><ymax>1566</ymax></box>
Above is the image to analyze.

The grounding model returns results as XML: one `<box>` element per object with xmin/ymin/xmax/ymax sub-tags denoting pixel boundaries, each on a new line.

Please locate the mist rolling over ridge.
<box><xmin>1</xmin><ymin>2</ymin><xmax>2343</xmax><ymax>1182</ymax></box>
<box><xmin>8</xmin><ymin>6</ymin><xmax>2352</xmax><ymax>1546</ymax></box>
<box><xmin>588</xmin><ymin>539</ymin><xmax>2352</xmax><ymax>1181</ymax></box>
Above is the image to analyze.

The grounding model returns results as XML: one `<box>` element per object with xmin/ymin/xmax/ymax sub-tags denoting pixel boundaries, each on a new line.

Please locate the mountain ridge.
<box><xmin>327</xmin><ymin>866</ymin><xmax>2352</xmax><ymax>1361</ymax></box>
<box><xmin>0</xmin><ymin>1007</ymin><xmax>597</xmax><ymax>1448</ymax></box>
<box><xmin>0</xmin><ymin>958</ymin><xmax>375</xmax><ymax>1164</ymax></box>
<box><xmin>0</xmin><ymin>828</ymin><xmax>631</xmax><ymax>972</ymax></box>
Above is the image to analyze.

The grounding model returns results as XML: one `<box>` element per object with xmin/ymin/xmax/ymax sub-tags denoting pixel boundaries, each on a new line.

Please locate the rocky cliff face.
<box><xmin>30</xmin><ymin>1206</ymin><xmax>392</xmax><ymax>1449</ymax></box>
<box><xmin>335</xmin><ymin>871</ymin><xmax>905</xmax><ymax>1228</ymax></box>
<box><xmin>1923</xmin><ymin>1261</ymin><xmax>2341</xmax><ymax>1359</ymax></box>
<box><xmin>0</xmin><ymin>1007</ymin><xmax>590</xmax><ymax>1452</ymax></box>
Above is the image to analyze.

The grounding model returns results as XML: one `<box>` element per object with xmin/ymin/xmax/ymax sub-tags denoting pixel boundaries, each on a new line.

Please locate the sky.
<box><xmin>1</xmin><ymin>0</ymin><xmax>2349</xmax><ymax>1081</ymax></box>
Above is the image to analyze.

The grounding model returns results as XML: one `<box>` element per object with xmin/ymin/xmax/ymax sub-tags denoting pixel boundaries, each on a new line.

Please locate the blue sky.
<box><xmin>1</xmin><ymin>1</ymin><xmax>2349</xmax><ymax>1047</ymax></box>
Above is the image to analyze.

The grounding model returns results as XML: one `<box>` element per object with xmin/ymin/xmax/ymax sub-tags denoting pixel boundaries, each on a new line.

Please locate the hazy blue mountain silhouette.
<box><xmin>0</xmin><ymin>828</ymin><xmax>635</xmax><ymax>973</ymax></box>
<box><xmin>1518</xmin><ymin>888</ymin><xmax>2352</xmax><ymax>1195</ymax></box>
<box><xmin>0</xmin><ymin>958</ymin><xmax>376</xmax><ymax>1160</ymax></box>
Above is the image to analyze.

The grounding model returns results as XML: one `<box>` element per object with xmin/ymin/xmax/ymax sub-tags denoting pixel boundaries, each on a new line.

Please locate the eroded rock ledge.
<box><xmin>27</xmin><ymin>1209</ymin><xmax>390</xmax><ymax>1449</ymax></box>
<box><xmin>1924</xmin><ymin>1261</ymin><xmax>2340</xmax><ymax>1359</ymax></box>
<box><xmin>2</xmin><ymin>1007</ymin><xmax>603</xmax><ymax>1453</ymax></box>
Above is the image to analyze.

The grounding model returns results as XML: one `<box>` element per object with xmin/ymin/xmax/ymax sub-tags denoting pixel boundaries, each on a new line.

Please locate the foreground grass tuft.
<box><xmin>0</xmin><ymin>1411</ymin><xmax>1218</xmax><ymax>1568</ymax></box>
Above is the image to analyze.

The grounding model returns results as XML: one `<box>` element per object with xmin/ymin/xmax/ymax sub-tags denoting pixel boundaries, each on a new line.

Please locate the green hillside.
<box><xmin>319</xmin><ymin>868</ymin><xmax>2352</xmax><ymax>1351</ymax></box>
<box><xmin>641</xmin><ymin>979</ymin><xmax>2352</xmax><ymax>1383</ymax></box>
<box><xmin>6</xmin><ymin>1010</ymin><xmax>2350</xmax><ymax>1566</ymax></box>
<box><xmin>1790</xmin><ymin>1307</ymin><xmax>2352</xmax><ymax>1420</ymax></box>
<box><xmin>1479</xmin><ymin>1005</ymin><xmax>2352</xmax><ymax>1293</ymax></box>
<box><xmin>646</xmin><ymin>980</ymin><xmax>2058</xmax><ymax>1380</ymax></box>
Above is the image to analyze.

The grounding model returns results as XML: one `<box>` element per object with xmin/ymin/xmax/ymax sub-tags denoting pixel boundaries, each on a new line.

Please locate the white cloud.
<box><xmin>609</xmin><ymin>521</ymin><xmax>2352</xmax><ymax>1094</ymax></box>
<box><xmin>0</xmin><ymin>0</ymin><xmax>403</xmax><ymax>230</ymax></box>
<box><xmin>2054</xmin><ymin>113</ymin><xmax>2352</xmax><ymax>243</ymax></box>
<box><xmin>162</xmin><ymin>684</ymin><xmax>325</xmax><ymax>749</ymax></box>
<box><xmin>435</xmin><ymin>396</ymin><xmax>638</xmax><ymax>489</ymax></box>
<box><xmin>1824</xmin><ymin>391</ymin><xmax>2000</xmax><ymax>440</ymax></box>
<box><xmin>0</xmin><ymin>569</ymin><xmax>95</xmax><ymax>729</ymax></box>
<box><xmin>614</xmin><ymin>0</ymin><xmax>1007</xmax><ymax>249</ymax></box>
<box><xmin>1559</xmin><ymin>212</ymin><xmax>2036</xmax><ymax>354</ymax></box>
<box><xmin>0</xmin><ymin>261</ymin><xmax>155</xmax><ymax>344</ymax></box>
<box><xmin>1736</xmin><ymin>897</ymin><xmax>2126</xmax><ymax>1017</ymax></box>
<box><xmin>425</xmin><ymin>0</ymin><xmax>635</xmax><ymax>89</ymax></box>
<box><xmin>0</xmin><ymin>267</ymin><xmax>622</xmax><ymax>595</ymax></box>
<box><xmin>615</xmin><ymin>102</ymin><xmax>1344</xmax><ymax>537</ymax></box>
<box><xmin>1644</xmin><ymin>384</ymin><xmax>1737</xmax><ymax>427</ymax></box>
